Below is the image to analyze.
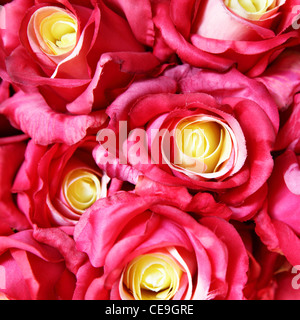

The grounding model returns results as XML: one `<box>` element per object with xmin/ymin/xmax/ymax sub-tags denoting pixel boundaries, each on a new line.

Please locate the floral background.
<box><xmin>0</xmin><ymin>0</ymin><xmax>300</xmax><ymax>300</ymax></box>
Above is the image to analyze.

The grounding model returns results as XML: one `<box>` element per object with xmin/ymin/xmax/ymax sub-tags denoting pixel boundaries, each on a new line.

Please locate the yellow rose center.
<box><xmin>30</xmin><ymin>7</ymin><xmax>78</xmax><ymax>55</ymax></box>
<box><xmin>224</xmin><ymin>0</ymin><xmax>277</xmax><ymax>20</ymax></box>
<box><xmin>171</xmin><ymin>116</ymin><xmax>233</xmax><ymax>176</ymax></box>
<box><xmin>62</xmin><ymin>169</ymin><xmax>101</xmax><ymax>213</ymax></box>
<box><xmin>123</xmin><ymin>253</ymin><xmax>183</xmax><ymax>300</ymax></box>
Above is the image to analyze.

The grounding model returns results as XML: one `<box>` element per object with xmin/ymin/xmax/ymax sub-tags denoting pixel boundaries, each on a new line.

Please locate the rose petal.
<box><xmin>201</xmin><ymin>217</ymin><xmax>249</xmax><ymax>300</ymax></box>
<box><xmin>0</xmin><ymin>141</ymin><xmax>30</xmax><ymax>231</ymax></box>
<box><xmin>102</xmin><ymin>0</ymin><xmax>155</xmax><ymax>46</ymax></box>
<box><xmin>258</xmin><ymin>50</ymin><xmax>300</xmax><ymax>111</ymax></box>
<box><xmin>0</xmin><ymin>91</ymin><xmax>107</xmax><ymax>145</ymax></box>
<box><xmin>152</xmin><ymin>1</ymin><xmax>234</xmax><ymax>71</ymax></box>
<box><xmin>275</xmin><ymin>94</ymin><xmax>300</xmax><ymax>150</ymax></box>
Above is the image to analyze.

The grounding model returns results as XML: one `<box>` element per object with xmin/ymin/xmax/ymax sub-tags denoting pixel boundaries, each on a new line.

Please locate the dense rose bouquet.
<box><xmin>0</xmin><ymin>0</ymin><xmax>300</xmax><ymax>301</ymax></box>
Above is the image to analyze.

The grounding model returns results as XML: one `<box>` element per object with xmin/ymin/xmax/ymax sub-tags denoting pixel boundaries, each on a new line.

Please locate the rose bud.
<box><xmin>94</xmin><ymin>64</ymin><xmax>278</xmax><ymax>220</ymax></box>
<box><xmin>74</xmin><ymin>192</ymin><xmax>249</xmax><ymax>300</ymax></box>
<box><xmin>11</xmin><ymin>136</ymin><xmax>123</xmax><ymax>227</ymax></box>
<box><xmin>151</xmin><ymin>0</ymin><xmax>300</xmax><ymax>76</ymax></box>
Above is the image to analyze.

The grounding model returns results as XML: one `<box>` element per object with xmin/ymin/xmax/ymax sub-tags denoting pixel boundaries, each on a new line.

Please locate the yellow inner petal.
<box><xmin>123</xmin><ymin>254</ymin><xmax>183</xmax><ymax>300</ymax></box>
<box><xmin>39</xmin><ymin>10</ymin><xmax>77</xmax><ymax>55</ymax></box>
<box><xmin>224</xmin><ymin>0</ymin><xmax>277</xmax><ymax>20</ymax></box>
<box><xmin>63</xmin><ymin>169</ymin><xmax>101</xmax><ymax>213</ymax></box>
<box><xmin>175</xmin><ymin>119</ymin><xmax>232</xmax><ymax>174</ymax></box>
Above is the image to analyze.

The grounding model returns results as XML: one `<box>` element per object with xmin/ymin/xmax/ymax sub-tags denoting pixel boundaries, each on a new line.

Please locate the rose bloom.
<box><xmin>0</xmin><ymin>0</ymin><xmax>159</xmax><ymax>115</ymax></box>
<box><xmin>151</xmin><ymin>0</ymin><xmax>300</xmax><ymax>76</ymax></box>
<box><xmin>74</xmin><ymin>191</ymin><xmax>249</xmax><ymax>300</ymax></box>
<box><xmin>0</xmin><ymin>226</ymin><xmax>91</xmax><ymax>300</ymax></box>
<box><xmin>9</xmin><ymin>135</ymin><xmax>125</xmax><ymax>228</ymax></box>
<box><xmin>95</xmin><ymin>64</ymin><xmax>278</xmax><ymax>220</ymax></box>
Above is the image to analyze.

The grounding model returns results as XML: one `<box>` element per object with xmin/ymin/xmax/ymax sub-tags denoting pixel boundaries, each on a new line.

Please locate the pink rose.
<box><xmin>0</xmin><ymin>227</ymin><xmax>87</xmax><ymax>300</ymax></box>
<box><xmin>11</xmin><ymin>135</ymin><xmax>125</xmax><ymax>228</ymax></box>
<box><xmin>74</xmin><ymin>192</ymin><xmax>249</xmax><ymax>300</ymax></box>
<box><xmin>152</xmin><ymin>0</ymin><xmax>300</xmax><ymax>76</ymax></box>
<box><xmin>0</xmin><ymin>0</ymin><xmax>160</xmax><ymax>114</ymax></box>
<box><xmin>255</xmin><ymin>139</ymin><xmax>300</xmax><ymax>267</ymax></box>
<box><xmin>95</xmin><ymin>64</ymin><xmax>278</xmax><ymax>220</ymax></box>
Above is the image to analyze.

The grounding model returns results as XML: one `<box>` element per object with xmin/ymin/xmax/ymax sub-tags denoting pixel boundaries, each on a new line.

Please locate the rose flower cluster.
<box><xmin>0</xmin><ymin>0</ymin><xmax>299</xmax><ymax>300</ymax></box>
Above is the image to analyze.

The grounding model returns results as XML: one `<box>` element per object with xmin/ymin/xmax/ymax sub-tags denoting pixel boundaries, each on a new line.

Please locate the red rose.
<box><xmin>95</xmin><ymin>64</ymin><xmax>278</xmax><ymax>220</ymax></box>
<box><xmin>151</xmin><ymin>0</ymin><xmax>300</xmax><ymax>76</ymax></box>
<box><xmin>74</xmin><ymin>192</ymin><xmax>249</xmax><ymax>300</ymax></box>
<box><xmin>11</xmin><ymin>135</ymin><xmax>125</xmax><ymax>228</ymax></box>
<box><xmin>0</xmin><ymin>0</ymin><xmax>159</xmax><ymax>114</ymax></box>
